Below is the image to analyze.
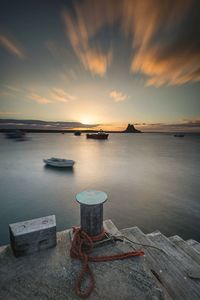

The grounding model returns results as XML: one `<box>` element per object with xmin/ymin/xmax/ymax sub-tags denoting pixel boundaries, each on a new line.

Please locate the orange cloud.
<box><xmin>0</xmin><ymin>111</ymin><xmax>22</xmax><ymax>115</ymax></box>
<box><xmin>27</xmin><ymin>88</ymin><xmax>76</xmax><ymax>104</ymax></box>
<box><xmin>62</xmin><ymin>0</ymin><xmax>199</xmax><ymax>86</ymax></box>
<box><xmin>109</xmin><ymin>90</ymin><xmax>127</xmax><ymax>102</ymax></box>
<box><xmin>131</xmin><ymin>44</ymin><xmax>200</xmax><ymax>86</ymax></box>
<box><xmin>50</xmin><ymin>88</ymin><xmax>76</xmax><ymax>102</ymax></box>
<box><xmin>123</xmin><ymin>0</ymin><xmax>198</xmax><ymax>86</ymax></box>
<box><xmin>0</xmin><ymin>35</ymin><xmax>25</xmax><ymax>60</ymax></box>
<box><xmin>79</xmin><ymin>48</ymin><xmax>112</xmax><ymax>77</ymax></box>
<box><xmin>28</xmin><ymin>93</ymin><xmax>52</xmax><ymax>104</ymax></box>
<box><xmin>62</xmin><ymin>7</ymin><xmax>112</xmax><ymax>76</ymax></box>
<box><xmin>121</xmin><ymin>0</ymin><xmax>191</xmax><ymax>48</ymax></box>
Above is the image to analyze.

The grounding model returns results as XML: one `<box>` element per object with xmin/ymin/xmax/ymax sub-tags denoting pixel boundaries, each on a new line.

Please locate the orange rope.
<box><xmin>70</xmin><ymin>227</ymin><xmax>144</xmax><ymax>298</ymax></box>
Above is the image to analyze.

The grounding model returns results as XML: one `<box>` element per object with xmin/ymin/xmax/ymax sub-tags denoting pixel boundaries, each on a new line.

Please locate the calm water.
<box><xmin>0</xmin><ymin>133</ymin><xmax>200</xmax><ymax>245</ymax></box>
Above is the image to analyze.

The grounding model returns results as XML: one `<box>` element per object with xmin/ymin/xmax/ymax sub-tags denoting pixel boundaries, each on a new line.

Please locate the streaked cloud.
<box><xmin>123</xmin><ymin>0</ymin><xmax>200</xmax><ymax>86</ymax></box>
<box><xmin>0</xmin><ymin>34</ymin><xmax>25</xmax><ymax>60</ymax></box>
<box><xmin>0</xmin><ymin>91</ymin><xmax>15</xmax><ymax>98</ymax></box>
<box><xmin>79</xmin><ymin>48</ymin><xmax>112</xmax><ymax>77</ymax></box>
<box><xmin>0</xmin><ymin>111</ymin><xmax>22</xmax><ymax>116</ymax></box>
<box><xmin>5</xmin><ymin>85</ymin><xmax>20</xmax><ymax>92</ymax></box>
<box><xmin>0</xmin><ymin>119</ymin><xmax>99</xmax><ymax>130</ymax></box>
<box><xmin>109</xmin><ymin>90</ymin><xmax>127</xmax><ymax>102</ymax></box>
<box><xmin>28</xmin><ymin>93</ymin><xmax>52</xmax><ymax>104</ymax></box>
<box><xmin>62</xmin><ymin>0</ymin><xmax>200</xmax><ymax>86</ymax></box>
<box><xmin>46</xmin><ymin>41</ymin><xmax>69</xmax><ymax>61</ymax></box>
<box><xmin>50</xmin><ymin>88</ymin><xmax>76</xmax><ymax>102</ymax></box>
<box><xmin>132</xmin><ymin>48</ymin><xmax>200</xmax><ymax>87</ymax></box>
<box><xmin>134</xmin><ymin>119</ymin><xmax>200</xmax><ymax>132</ymax></box>
<box><xmin>0</xmin><ymin>85</ymin><xmax>22</xmax><ymax>99</ymax></box>
<box><xmin>62</xmin><ymin>7</ymin><xmax>112</xmax><ymax>76</ymax></box>
<box><xmin>27</xmin><ymin>89</ymin><xmax>76</xmax><ymax>105</ymax></box>
<box><xmin>60</xmin><ymin>68</ymin><xmax>78</xmax><ymax>83</ymax></box>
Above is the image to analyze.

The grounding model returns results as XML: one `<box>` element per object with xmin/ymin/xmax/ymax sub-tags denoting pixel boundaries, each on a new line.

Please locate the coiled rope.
<box><xmin>70</xmin><ymin>227</ymin><xmax>144</xmax><ymax>298</ymax></box>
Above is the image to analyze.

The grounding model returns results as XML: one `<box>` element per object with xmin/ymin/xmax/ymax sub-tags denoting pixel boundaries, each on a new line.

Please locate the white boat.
<box><xmin>43</xmin><ymin>157</ymin><xmax>75</xmax><ymax>168</ymax></box>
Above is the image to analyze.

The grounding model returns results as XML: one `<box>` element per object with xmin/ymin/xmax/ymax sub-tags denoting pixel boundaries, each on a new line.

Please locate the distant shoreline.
<box><xmin>0</xmin><ymin>129</ymin><xmax>199</xmax><ymax>134</ymax></box>
<box><xmin>0</xmin><ymin>128</ymin><xmax>140</xmax><ymax>134</ymax></box>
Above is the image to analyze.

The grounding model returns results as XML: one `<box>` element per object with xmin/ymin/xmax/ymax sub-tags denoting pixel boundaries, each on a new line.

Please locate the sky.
<box><xmin>0</xmin><ymin>0</ymin><xmax>200</xmax><ymax>132</ymax></box>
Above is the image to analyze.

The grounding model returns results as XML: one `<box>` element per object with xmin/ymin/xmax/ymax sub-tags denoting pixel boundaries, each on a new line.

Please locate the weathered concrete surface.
<box><xmin>9</xmin><ymin>215</ymin><xmax>56</xmax><ymax>257</ymax></box>
<box><xmin>0</xmin><ymin>220</ymin><xmax>164</xmax><ymax>300</ymax></box>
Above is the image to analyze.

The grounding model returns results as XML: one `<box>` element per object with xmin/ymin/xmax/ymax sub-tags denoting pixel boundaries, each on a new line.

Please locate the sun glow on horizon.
<box><xmin>80</xmin><ymin>116</ymin><xmax>99</xmax><ymax>125</ymax></box>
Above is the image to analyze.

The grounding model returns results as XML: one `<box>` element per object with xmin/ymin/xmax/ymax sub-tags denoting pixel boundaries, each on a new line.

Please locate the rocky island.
<box><xmin>123</xmin><ymin>123</ymin><xmax>141</xmax><ymax>133</ymax></box>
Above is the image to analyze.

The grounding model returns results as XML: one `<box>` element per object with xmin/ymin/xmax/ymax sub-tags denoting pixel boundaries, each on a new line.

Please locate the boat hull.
<box><xmin>74</xmin><ymin>131</ymin><xmax>81</xmax><ymax>136</ymax></box>
<box><xmin>86</xmin><ymin>133</ymin><xmax>109</xmax><ymax>140</ymax></box>
<box><xmin>174</xmin><ymin>134</ymin><xmax>184</xmax><ymax>137</ymax></box>
<box><xmin>5</xmin><ymin>130</ymin><xmax>26</xmax><ymax>139</ymax></box>
<box><xmin>43</xmin><ymin>159</ymin><xmax>75</xmax><ymax>168</ymax></box>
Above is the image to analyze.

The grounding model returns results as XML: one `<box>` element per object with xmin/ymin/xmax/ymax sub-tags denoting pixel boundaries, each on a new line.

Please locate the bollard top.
<box><xmin>76</xmin><ymin>190</ymin><xmax>108</xmax><ymax>205</ymax></box>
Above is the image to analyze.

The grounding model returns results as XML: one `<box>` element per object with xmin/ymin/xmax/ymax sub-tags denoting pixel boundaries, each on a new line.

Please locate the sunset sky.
<box><xmin>0</xmin><ymin>0</ymin><xmax>200</xmax><ymax>131</ymax></box>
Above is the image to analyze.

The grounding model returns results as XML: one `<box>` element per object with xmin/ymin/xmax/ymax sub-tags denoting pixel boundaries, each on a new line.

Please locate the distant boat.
<box><xmin>5</xmin><ymin>130</ymin><xmax>26</xmax><ymax>139</ymax></box>
<box><xmin>74</xmin><ymin>131</ymin><xmax>81</xmax><ymax>136</ymax></box>
<box><xmin>43</xmin><ymin>157</ymin><xmax>75</xmax><ymax>168</ymax></box>
<box><xmin>86</xmin><ymin>131</ymin><xmax>109</xmax><ymax>140</ymax></box>
<box><xmin>174</xmin><ymin>134</ymin><xmax>185</xmax><ymax>137</ymax></box>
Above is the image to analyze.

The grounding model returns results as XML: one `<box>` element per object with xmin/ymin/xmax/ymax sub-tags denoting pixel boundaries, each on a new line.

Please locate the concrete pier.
<box><xmin>1</xmin><ymin>219</ymin><xmax>200</xmax><ymax>299</ymax></box>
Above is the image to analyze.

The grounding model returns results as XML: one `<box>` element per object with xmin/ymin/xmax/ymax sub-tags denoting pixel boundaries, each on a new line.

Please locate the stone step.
<box><xmin>147</xmin><ymin>231</ymin><xmax>200</xmax><ymax>299</ymax></box>
<box><xmin>103</xmin><ymin>219</ymin><xmax>122</xmax><ymax>237</ymax></box>
<box><xmin>121</xmin><ymin>226</ymin><xmax>200</xmax><ymax>300</ymax></box>
<box><xmin>121</xmin><ymin>227</ymin><xmax>172</xmax><ymax>299</ymax></box>
<box><xmin>186</xmin><ymin>239</ymin><xmax>200</xmax><ymax>253</ymax></box>
<box><xmin>169</xmin><ymin>235</ymin><xmax>200</xmax><ymax>265</ymax></box>
<box><xmin>102</xmin><ymin>220</ymin><xmax>167</xmax><ymax>299</ymax></box>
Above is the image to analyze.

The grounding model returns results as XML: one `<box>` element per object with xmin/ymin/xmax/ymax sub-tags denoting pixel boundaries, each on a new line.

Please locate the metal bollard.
<box><xmin>76</xmin><ymin>190</ymin><xmax>108</xmax><ymax>236</ymax></box>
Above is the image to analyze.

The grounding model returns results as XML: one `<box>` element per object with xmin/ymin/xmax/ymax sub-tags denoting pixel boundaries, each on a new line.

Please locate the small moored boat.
<box><xmin>174</xmin><ymin>134</ymin><xmax>185</xmax><ymax>137</ymax></box>
<box><xmin>74</xmin><ymin>131</ymin><xmax>81</xmax><ymax>136</ymax></box>
<box><xmin>43</xmin><ymin>157</ymin><xmax>75</xmax><ymax>168</ymax></box>
<box><xmin>86</xmin><ymin>131</ymin><xmax>109</xmax><ymax>140</ymax></box>
<box><xmin>5</xmin><ymin>130</ymin><xmax>26</xmax><ymax>139</ymax></box>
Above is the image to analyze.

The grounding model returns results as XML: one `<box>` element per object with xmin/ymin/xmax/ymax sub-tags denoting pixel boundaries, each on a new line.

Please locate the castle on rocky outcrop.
<box><xmin>124</xmin><ymin>123</ymin><xmax>141</xmax><ymax>133</ymax></box>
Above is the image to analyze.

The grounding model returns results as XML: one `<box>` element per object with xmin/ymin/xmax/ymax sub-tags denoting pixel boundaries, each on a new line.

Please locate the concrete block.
<box><xmin>9</xmin><ymin>215</ymin><xmax>56</xmax><ymax>257</ymax></box>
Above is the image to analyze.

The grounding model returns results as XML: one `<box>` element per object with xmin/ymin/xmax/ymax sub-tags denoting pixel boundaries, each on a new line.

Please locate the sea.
<box><xmin>0</xmin><ymin>132</ymin><xmax>200</xmax><ymax>245</ymax></box>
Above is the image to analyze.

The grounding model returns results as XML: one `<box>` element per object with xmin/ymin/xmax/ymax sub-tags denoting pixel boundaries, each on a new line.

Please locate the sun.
<box><xmin>81</xmin><ymin>116</ymin><xmax>95</xmax><ymax>125</ymax></box>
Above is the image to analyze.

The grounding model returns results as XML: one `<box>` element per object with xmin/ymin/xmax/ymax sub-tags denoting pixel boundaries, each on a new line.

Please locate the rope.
<box><xmin>116</xmin><ymin>234</ymin><xmax>166</xmax><ymax>253</ymax></box>
<box><xmin>70</xmin><ymin>227</ymin><xmax>144</xmax><ymax>298</ymax></box>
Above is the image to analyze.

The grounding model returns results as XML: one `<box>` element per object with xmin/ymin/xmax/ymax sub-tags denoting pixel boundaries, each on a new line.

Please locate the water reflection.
<box><xmin>0</xmin><ymin>133</ymin><xmax>200</xmax><ymax>245</ymax></box>
<box><xmin>43</xmin><ymin>165</ymin><xmax>74</xmax><ymax>175</ymax></box>
<box><xmin>4</xmin><ymin>130</ymin><xmax>30</xmax><ymax>142</ymax></box>
<box><xmin>14</xmin><ymin>137</ymin><xmax>31</xmax><ymax>142</ymax></box>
